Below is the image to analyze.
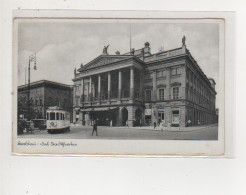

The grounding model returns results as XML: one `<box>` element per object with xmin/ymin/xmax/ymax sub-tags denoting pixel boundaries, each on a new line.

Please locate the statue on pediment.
<box><xmin>103</xmin><ymin>45</ymin><xmax>109</xmax><ymax>55</ymax></box>
<box><xmin>74</xmin><ymin>68</ymin><xmax>76</xmax><ymax>75</ymax></box>
<box><xmin>182</xmin><ymin>35</ymin><xmax>186</xmax><ymax>46</ymax></box>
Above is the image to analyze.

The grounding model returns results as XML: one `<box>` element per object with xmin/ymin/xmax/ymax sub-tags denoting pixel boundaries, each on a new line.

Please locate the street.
<box><xmin>18</xmin><ymin>124</ymin><xmax>218</xmax><ymax>140</ymax></box>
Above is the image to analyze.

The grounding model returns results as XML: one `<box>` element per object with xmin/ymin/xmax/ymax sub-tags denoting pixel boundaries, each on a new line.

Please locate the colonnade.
<box><xmin>80</xmin><ymin>67</ymin><xmax>139</xmax><ymax>103</ymax></box>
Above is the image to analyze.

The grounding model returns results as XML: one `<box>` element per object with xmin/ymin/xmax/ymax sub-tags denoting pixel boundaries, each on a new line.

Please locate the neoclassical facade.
<box><xmin>73</xmin><ymin>38</ymin><xmax>217</xmax><ymax>127</ymax></box>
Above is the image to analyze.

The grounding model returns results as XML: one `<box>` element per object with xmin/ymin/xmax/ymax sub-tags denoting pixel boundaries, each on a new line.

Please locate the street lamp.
<box><xmin>27</xmin><ymin>53</ymin><xmax>37</xmax><ymax>121</ymax></box>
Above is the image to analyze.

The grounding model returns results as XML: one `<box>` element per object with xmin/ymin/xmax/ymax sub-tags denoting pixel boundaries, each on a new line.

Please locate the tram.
<box><xmin>46</xmin><ymin>106</ymin><xmax>70</xmax><ymax>134</ymax></box>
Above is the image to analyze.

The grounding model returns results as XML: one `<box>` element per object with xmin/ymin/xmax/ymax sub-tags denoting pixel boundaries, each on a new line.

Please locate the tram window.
<box><xmin>60</xmin><ymin>113</ymin><xmax>62</xmax><ymax>120</ymax></box>
<box><xmin>63</xmin><ymin>114</ymin><xmax>64</xmax><ymax>120</ymax></box>
<box><xmin>56</xmin><ymin>113</ymin><xmax>59</xmax><ymax>120</ymax></box>
<box><xmin>50</xmin><ymin>112</ymin><xmax>55</xmax><ymax>120</ymax></box>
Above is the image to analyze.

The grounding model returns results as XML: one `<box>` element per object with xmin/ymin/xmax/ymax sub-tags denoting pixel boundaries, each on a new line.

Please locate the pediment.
<box><xmin>78</xmin><ymin>55</ymin><xmax>131</xmax><ymax>72</ymax></box>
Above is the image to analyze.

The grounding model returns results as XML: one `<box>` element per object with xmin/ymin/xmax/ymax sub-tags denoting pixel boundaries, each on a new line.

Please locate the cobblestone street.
<box><xmin>18</xmin><ymin>124</ymin><xmax>218</xmax><ymax>140</ymax></box>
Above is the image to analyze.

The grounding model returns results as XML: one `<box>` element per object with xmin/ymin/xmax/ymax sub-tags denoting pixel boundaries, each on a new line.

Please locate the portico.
<box><xmin>73</xmin><ymin>54</ymin><xmax>145</xmax><ymax>127</ymax></box>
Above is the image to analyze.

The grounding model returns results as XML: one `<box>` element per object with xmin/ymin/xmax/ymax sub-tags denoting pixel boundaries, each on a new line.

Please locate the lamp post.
<box><xmin>27</xmin><ymin>54</ymin><xmax>37</xmax><ymax>121</ymax></box>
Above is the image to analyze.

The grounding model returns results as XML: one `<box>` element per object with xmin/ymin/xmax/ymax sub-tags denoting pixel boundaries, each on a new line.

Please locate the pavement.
<box><xmin>111</xmin><ymin>124</ymin><xmax>214</xmax><ymax>132</ymax></box>
<box><xmin>18</xmin><ymin>124</ymin><xmax>218</xmax><ymax>140</ymax></box>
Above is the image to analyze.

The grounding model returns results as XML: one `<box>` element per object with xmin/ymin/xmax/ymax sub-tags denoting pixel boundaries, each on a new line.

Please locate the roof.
<box><xmin>18</xmin><ymin>80</ymin><xmax>73</xmax><ymax>91</ymax></box>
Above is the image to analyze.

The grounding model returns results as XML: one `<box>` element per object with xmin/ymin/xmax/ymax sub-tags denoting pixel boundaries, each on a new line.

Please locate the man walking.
<box><xmin>154</xmin><ymin>122</ymin><xmax>156</xmax><ymax>129</ymax></box>
<box><xmin>91</xmin><ymin>120</ymin><xmax>98</xmax><ymax>136</ymax></box>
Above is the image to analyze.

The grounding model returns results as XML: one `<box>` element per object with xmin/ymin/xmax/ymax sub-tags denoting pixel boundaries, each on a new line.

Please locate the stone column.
<box><xmin>108</xmin><ymin>72</ymin><xmax>111</xmax><ymax>101</ymax></box>
<box><xmin>166</xmin><ymin>67</ymin><xmax>171</xmax><ymax>100</ymax></box>
<box><xmin>139</xmin><ymin>72</ymin><xmax>143</xmax><ymax>99</ymax></box>
<box><xmin>181</xmin><ymin>65</ymin><xmax>186</xmax><ymax>99</ymax></box>
<box><xmin>118</xmin><ymin>70</ymin><xmax>122</xmax><ymax>100</ymax></box>
<box><xmin>72</xmin><ymin>110</ymin><xmax>76</xmax><ymax>123</ymax></box>
<box><xmin>98</xmin><ymin>74</ymin><xmax>101</xmax><ymax>101</ymax></box>
<box><xmin>73</xmin><ymin>85</ymin><xmax>76</xmax><ymax>106</ymax></box>
<box><xmin>80</xmin><ymin>78</ymin><xmax>84</xmax><ymax>104</ymax></box>
<box><xmin>130</xmin><ymin>67</ymin><xmax>134</xmax><ymax>99</ymax></box>
<box><xmin>152</xmin><ymin>70</ymin><xmax>157</xmax><ymax>101</ymax></box>
<box><xmin>89</xmin><ymin>76</ymin><xmax>92</xmax><ymax>101</ymax></box>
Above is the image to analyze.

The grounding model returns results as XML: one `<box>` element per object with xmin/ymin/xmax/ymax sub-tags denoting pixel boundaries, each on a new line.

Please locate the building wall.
<box><xmin>73</xmin><ymin>45</ymin><xmax>216</xmax><ymax>127</ymax></box>
<box><xmin>18</xmin><ymin>82</ymin><xmax>73</xmax><ymax>121</ymax></box>
<box><xmin>18</xmin><ymin>86</ymin><xmax>45</xmax><ymax>119</ymax></box>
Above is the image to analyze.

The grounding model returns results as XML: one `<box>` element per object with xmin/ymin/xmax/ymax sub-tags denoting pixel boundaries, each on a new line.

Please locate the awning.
<box><xmin>81</xmin><ymin>107</ymin><xmax>119</xmax><ymax>112</ymax></box>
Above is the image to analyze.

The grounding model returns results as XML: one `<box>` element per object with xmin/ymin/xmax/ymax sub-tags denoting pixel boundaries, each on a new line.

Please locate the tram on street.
<box><xmin>46</xmin><ymin>106</ymin><xmax>70</xmax><ymax>134</ymax></box>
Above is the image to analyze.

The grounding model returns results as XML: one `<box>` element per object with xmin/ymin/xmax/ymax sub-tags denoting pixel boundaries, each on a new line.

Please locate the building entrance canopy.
<box><xmin>81</xmin><ymin>107</ymin><xmax>119</xmax><ymax>112</ymax></box>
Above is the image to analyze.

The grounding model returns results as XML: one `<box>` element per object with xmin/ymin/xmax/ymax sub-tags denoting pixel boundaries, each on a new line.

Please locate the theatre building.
<box><xmin>73</xmin><ymin>37</ymin><xmax>217</xmax><ymax>127</ymax></box>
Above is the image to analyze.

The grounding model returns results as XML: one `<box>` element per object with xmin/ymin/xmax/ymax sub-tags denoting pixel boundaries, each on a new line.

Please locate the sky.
<box><xmin>17</xmin><ymin>20</ymin><xmax>219</xmax><ymax>95</ymax></box>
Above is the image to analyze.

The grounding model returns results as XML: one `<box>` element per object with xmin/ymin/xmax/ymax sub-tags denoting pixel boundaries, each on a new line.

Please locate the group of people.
<box><xmin>154</xmin><ymin>121</ymin><xmax>170</xmax><ymax>132</ymax></box>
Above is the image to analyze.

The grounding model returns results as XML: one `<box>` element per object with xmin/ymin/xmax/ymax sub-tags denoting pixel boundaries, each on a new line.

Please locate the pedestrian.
<box><xmin>126</xmin><ymin>120</ymin><xmax>129</xmax><ymax>128</ymax></box>
<box><xmin>154</xmin><ymin>122</ymin><xmax>156</xmax><ymax>129</ymax></box>
<box><xmin>91</xmin><ymin>120</ymin><xmax>98</xmax><ymax>136</ymax></box>
<box><xmin>164</xmin><ymin>122</ymin><xmax>168</xmax><ymax>131</ymax></box>
<box><xmin>160</xmin><ymin>122</ymin><xmax>164</xmax><ymax>132</ymax></box>
<box><xmin>187</xmin><ymin>119</ymin><xmax>191</xmax><ymax>127</ymax></box>
<box><xmin>198</xmin><ymin>120</ymin><xmax>200</xmax><ymax>126</ymax></box>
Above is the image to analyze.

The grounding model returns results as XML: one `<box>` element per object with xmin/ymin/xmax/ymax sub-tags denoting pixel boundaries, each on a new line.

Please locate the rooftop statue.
<box><xmin>103</xmin><ymin>45</ymin><xmax>109</xmax><ymax>55</ymax></box>
<box><xmin>182</xmin><ymin>35</ymin><xmax>186</xmax><ymax>46</ymax></box>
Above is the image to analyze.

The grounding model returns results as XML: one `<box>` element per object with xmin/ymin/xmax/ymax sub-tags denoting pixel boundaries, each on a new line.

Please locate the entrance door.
<box><xmin>135</xmin><ymin>108</ymin><xmax>142</xmax><ymax>126</ymax></box>
<box><xmin>121</xmin><ymin>107</ymin><xmax>128</xmax><ymax>126</ymax></box>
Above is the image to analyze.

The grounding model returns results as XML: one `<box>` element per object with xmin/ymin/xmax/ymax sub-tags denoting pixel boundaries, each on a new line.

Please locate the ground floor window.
<box><xmin>145</xmin><ymin>115</ymin><xmax>151</xmax><ymax>125</ymax></box>
<box><xmin>172</xmin><ymin>110</ymin><xmax>180</xmax><ymax>124</ymax></box>
<box><xmin>145</xmin><ymin>90</ymin><xmax>152</xmax><ymax>102</ymax></box>
<box><xmin>158</xmin><ymin>111</ymin><xmax>165</xmax><ymax>122</ymax></box>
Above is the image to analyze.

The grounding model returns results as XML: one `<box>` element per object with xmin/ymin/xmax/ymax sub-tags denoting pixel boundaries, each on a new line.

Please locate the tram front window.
<box><xmin>50</xmin><ymin>112</ymin><xmax>55</xmax><ymax>120</ymax></box>
<box><xmin>56</xmin><ymin>113</ymin><xmax>60</xmax><ymax>120</ymax></box>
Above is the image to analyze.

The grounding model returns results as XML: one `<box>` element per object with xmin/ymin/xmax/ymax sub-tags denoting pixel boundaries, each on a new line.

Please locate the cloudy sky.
<box><xmin>18</xmin><ymin>20</ymin><xmax>219</xmax><ymax>93</ymax></box>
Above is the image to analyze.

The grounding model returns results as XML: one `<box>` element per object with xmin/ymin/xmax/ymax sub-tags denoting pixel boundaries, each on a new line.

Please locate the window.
<box><xmin>39</xmin><ymin>98</ymin><xmax>43</xmax><ymax>106</ymax></box>
<box><xmin>173</xmin><ymin>87</ymin><xmax>179</xmax><ymax>99</ymax></box>
<box><xmin>46</xmin><ymin>113</ymin><xmax>50</xmax><ymax>120</ymax></box>
<box><xmin>56</xmin><ymin>112</ymin><xmax>60</xmax><ymax>120</ymax></box>
<box><xmin>145</xmin><ymin>73</ymin><xmax>152</xmax><ymax>80</ymax></box>
<box><xmin>158</xmin><ymin>112</ymin><xmax>165</xmax><ymax>121</ymax></box>
<box><xmin>76</xmin><ymin>85</ymin><xmax>80</xmax><ymax>91</ymax></box>
<box><xmin>135</xmin><ymin>89</ymin><xmax>140</xmax><ymax>99</ymax></box>
<box><xmin>171</xmin><ymin>67</ymin><xmax>182</xmax><ymax>75</ymax></box>
<box><xmin>35</xmin><ymin>99</ymin><xmax>38</xmax><ymax>106</ymax></box>
<box><xmin>75</xmin><ymin>97</ymin><xmax>79</xmax><ymax>106</ymax></box>
<box><xmin>145</xmin><ymin>90</ymin><xmax>152</xmax><ymax>101</ymax></box>
<box><xmin>50</xmin><ymin>112</ymin><xmax>55</xmax><ymax>120</ymax></box>
<box><xmin>172</xmin><ymin>110</ymin><xmax>180</xmax><ymax>124</ymax></box>
<box><xmin>159</xmin><ymin>89</ymin><xmax>164</xmax><ymax>100</ymax></box>
<box><xmin>157</xmin><ymin>70</ymin><xmax>165</xmax><ymax>78</ymax></box>
<box><xmin>60</xmin><ymin>113</ymin><xmax>62</xmax><ymax>120</ymax></box>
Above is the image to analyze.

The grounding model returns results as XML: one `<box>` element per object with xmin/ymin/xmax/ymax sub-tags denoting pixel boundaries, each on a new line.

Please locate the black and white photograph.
<box><xmin>13</xmin><ymin>17</ymin><xmax>225</xmax><ymax>155</ymax></box>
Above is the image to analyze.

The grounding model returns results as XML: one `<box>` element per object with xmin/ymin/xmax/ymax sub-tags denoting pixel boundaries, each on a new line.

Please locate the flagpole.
<box><xmin>130</xmin><ymin>24</ymin><xmax>132</xmax><ymax>52</ymax></box>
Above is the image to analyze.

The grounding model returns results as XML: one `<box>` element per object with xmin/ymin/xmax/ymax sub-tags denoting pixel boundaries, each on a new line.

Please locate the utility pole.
<box><xmin>27</xmin><ymin>53</ymin><xmax>37</xmax><ymax>121</ymax></box>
